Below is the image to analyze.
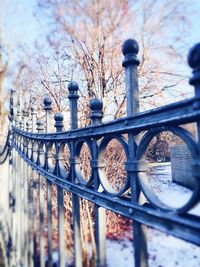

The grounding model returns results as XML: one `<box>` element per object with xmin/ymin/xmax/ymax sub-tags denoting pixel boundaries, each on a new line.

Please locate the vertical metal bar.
<box><xmin>54</xmin><ymin>112</ymin><xmax>65</xmax><ymax>267</ymax></box>
<box><xmin>12</xmin><ymin>97</ymin><xmax>19</xmax><ymax>266</ymax></box>
<box><xmin>8</xmin><ymin>90</ymin><xmax>15</xmax><ymax>267</ymax></box>
<box><xmin>89</xmin><ymin>98</ymin><xmax>106</xmax><ymax>267</ymax></box>
<box><xmin>27</xmin><ymin>119</ymin><xmax>34</xmax><ymax>267</ymax></box>
<box><xmin>32</xmin><ymin>169</ymin><xmax>38</xmax><ymax>266</ymax></box>
<box><xmin>23</xmin><ymin>160</ymin><xmax>28</xmax><ymax>267</ymax></box>
<box><xmin>31</xmin><ymin>104</ymin><xmax>37</xmax><ymax>133</ymax></box>
<box><xmin>21</xmin><ymin>147</ymin><xmax>25</xmax><ymax>266</ymax></box>
<box><xmin>12</xmin><ymin>102</ymin><xmax>21</xmax><ymax>265</ymax></box>
<box><xmin>57</xmin><ymin>186</ymin><xmax>65</xmax><ymax>267</ymax></box>
<box><xmin>12</xmin><ymin>135</ymin><xmax>17</xmax><ymax>266</ymax></box>
<box><xmin>122</xmin><ymin>39</ymin><xmax>148</xmax><ymax>267</ymax></box>
<box><xmin>188</xmin><ymin>44</ymin><xmax>200</xmax><ymax>144</ymax></box>
<box><xmin>44</xmin><ymin>97</ymin><xmax>53</xmax><ymax>267</ymax></box>
<box><xmin>18</xmin><ymin>135</ymin><xmax>22</xmax><ymax>266</ymax></box>
<box><xmin>19</xmin><ymin>113</ymin><xmax>26</xmax><ymax>267</ymax></box>
<box><xmin>37</xmin><ymin>119</ymin><xmax>45</xmax><ymax>267</ymax></box>
<box><xmin>23</xmin><ymin>110</ymin><xmax>29</xmax><ymax>267</ymax></box>
<box><xmin>68</xmin><ymin>82</ymin><xmax>82</xmax><ymax>267</ymax></box>
<box><xmin>8</xmin><ymin>128</ymin><xmax>13</xmax><ymax>267</ymax></box>
<box><xmin>31</xmin><ymin>106</ymin><xmax>38</xmax><ymax>266</ymax></box>
<box><xmin>39</xmin><ymin>174</ymin><xmax>45</xmax><ymax>267</ymax></box>
<box><xmin>46</xmin><ymin>180</ymin><xmax>53</xmax><ymax>267</ymax></box>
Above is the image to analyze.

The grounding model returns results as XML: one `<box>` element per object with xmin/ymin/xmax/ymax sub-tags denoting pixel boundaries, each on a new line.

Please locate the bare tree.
<box><xmin>35</xmin><ymin>0</ymin><xmax>193</xmax><ymax>121</ymax></box>
<box><xmin>0</xmin><ymin>34</ymin><xmax>9</xmax><ymax>136</ymax></box>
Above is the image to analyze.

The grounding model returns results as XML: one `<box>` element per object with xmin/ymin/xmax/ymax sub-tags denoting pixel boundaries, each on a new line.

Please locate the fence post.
<box><xmin>12</xmin><ymin>97</ymin><xmax>19</xmax><ymax>266</ymax></box>
<box><xmin>36</xmin><ymin>119</ymin><xmax>45</xmax><ymax>133</ymax></box>
<box><xmin>22</xmin><ymin>117</ymin><xmax>31</xmax><ymax>267</ymax></box>
<box><xmin>30</xmin><ymin>105</ymin><xmax>38</xmax><ymax>266</ymax></box>
<box><xmin>54</xmin><ymin>112</ymin><xmax>66</xmax><ymax>267</ymax></box>
<box><xmin>8</xmin><ymin>89</ymin><xmax>15</xmax><ymax>267</ymax></box>
<box><xmin>15</xmin><ymin>103</ymin><xmax>22</xmax><ymax>265</ymax></box>
<box><xmin>68</xmin><ymin>81</ymin><xmax>79</xmax><ymax>129</ymax></box>
<box><xmin>188</xmin><ymin>43</ymin><xmax>200</xmax><ymax>145</ymax></box>
<box><xmin>44</xmin><ymin>96</ymin><xmax>52</xmax><ymax>132</ymax></box>
<box><xmin>54</xmin><ymin>112</ymin><xmax>64</xmax><ymax>133</ymax></box>
<box><xmin>23</xmin><ymin>106</ymin><xmax>29</xmax><ymax>132</ymax></box>
<box><xmin>31</xmin><ymin>104</ymin><xmax>37</xmax><ymax>133</ymax></box>
<box><xmin>43</xmin><ymin>96</ymin><xmax>54</xmax><ymax>267</ymax></box>
<box><xmin>19</xmin><ymin>103</ymin><xmax>27</xmax><ymax>266</ymax></box>
<box><xmin>89</xmin><ymin>98</ymin><xmax>106</xmax><ymax>267</ymax></box>
<box><xmin>36</xmin><ymin>118</ymin><xmax>45</xmax><ymax>267</ymax></box>
<box><xmin>122</xmin><ymin>39</ymin><xmax>140</xmax><ymax>115</ymax></box>
<box><xmin>19</xmin><ymin>120</ymin><xmax>24</xmax><ymax>131</ymax></box>
<box><xmin>15</xmin><ymin>100</ymin><xmax>20</xmax><ymax>128</ymax></box>
<box><xmin>122</xmin><ymin>39</ymin><xmax>147</xmax><ymax>267</ymax></box>
<box><xmin>26</xmin><ymin>118</ymin><xmax>33</xmax><ymax>267</ymax></box>
<box><xmin>68</xmin><ymin>81</ymin><xmax>82</xmax><ymax>267</ymax></box>
<box><xmin>89</xmin><ymin>98</ymin><xmax>103</xmax><ymax>125</ymax></box>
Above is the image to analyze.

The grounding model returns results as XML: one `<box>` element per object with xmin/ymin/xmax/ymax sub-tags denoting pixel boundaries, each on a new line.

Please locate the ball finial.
<box><xmin>89</xmin><ymin>98</ymin><xmax>103</xmax><ymax>125</ymax></box>
<box><xmin>43</xmin><ymin>96</ymin><xmax>52</xmax><ymax>110</ymax></box>
<box><xmin>188</xmin><ymin>43</ymin><xmax>200</xmax><ymax>70</ymax></box>
<box><xmin>122</xmin><ymin>39</ymin><xmax>139</xmax><ymax>56</ymax></box>
<box><xmin>54</xmin><ymin>112</ymin><xmax>64</xmax><ymax>122</ymax></box>
<box><xmin>31</xmin><ymin>104</ymin><xmax>37</xmax><ymax>115</ymax></box>
<box><xmin>89</xmin><ymin>98</ymin><xmax>103</xmax><ymax>111</ymax></box>
<box><xmin>54</xmin><ymin>112</ymin><xmax>64</xmax><ymax>132</ymax></box>
<box><xmin>36</xmin><ymin>119</ymin><xmax>45</xmax><ymax>132</ymax></box>
<box><xmin>23</xmin><ymin>107</ymin><xmax>29</xmax><ymax>117</ymax></box>
<box><xmin>188</xmin><ymin>43</ymin><xmax>200</xmax><ymax>86</ymax></box>
<box><xmin>68</xmin><ymin>81</ymin><xmax>79</xmax><ymax>92</ymax></box>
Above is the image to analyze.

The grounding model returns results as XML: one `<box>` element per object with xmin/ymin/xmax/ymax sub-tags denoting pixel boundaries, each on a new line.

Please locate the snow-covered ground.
<box><xmin>1</xmin><ymin>162</ymin><xmax>200</xmax><ymax>266</ymax></box>
<box><xmin>106</xmin><ymin>229</ymin><xmax>200</xmax><ymax>267</ymax></box>
<box><xmin>106</xmin><ymin>163</ymin><xmax>200</xmax><ymax>267</ymax></box>
<box><xmin>145</xmin><ymin>163</ymin><xmax>200</xmax><ymax>214</ymax></box>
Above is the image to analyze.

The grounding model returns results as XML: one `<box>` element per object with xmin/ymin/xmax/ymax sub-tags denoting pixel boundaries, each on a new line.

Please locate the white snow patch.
<box><xmin>106</xmin><ymin>239</ymin><xmax>134</xmax><ymax>267</ymax></box>
<box><xmin>106</xmin><ymin>164</ymin><xmax>200</xmax><ymax>267</ymax></box>
<box><xmin>147</xmin><ymin>228</ymin><xmax>200</xmax><ymax>267</ymax></box>
<box><xmin>105</xmin><ymin>230</ymin><xmax>200</xmax><ymax>267</ymax></box>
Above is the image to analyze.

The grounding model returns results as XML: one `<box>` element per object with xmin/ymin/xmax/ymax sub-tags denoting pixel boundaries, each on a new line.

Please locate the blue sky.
<box><xmin>1</xmin><ymin>0</ymin><xmax>200</xmax><ymax>52</ymax></box>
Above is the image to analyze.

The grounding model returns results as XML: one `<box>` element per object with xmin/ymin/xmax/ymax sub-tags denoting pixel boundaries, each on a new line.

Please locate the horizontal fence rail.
<box><xmin>1</xmin><ymin>40</ymin><xmax>200</xmax><ymax>267</ymax></box>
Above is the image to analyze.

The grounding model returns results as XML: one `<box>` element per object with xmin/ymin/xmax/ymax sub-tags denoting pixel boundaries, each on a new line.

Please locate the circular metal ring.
<box><xmin>57</xmin><ymin>142</ymin><xmax>70</xmax><ymax>179</ymax></box>
<box><xmin>43</xmin><ymin>141</ymin><xmax>54</xmax><ymax>173</ymax></box>
<box><xmin>136</xmin><ymin>126</ymin><xmax>200</xmax><ymax>213</ymax></box>
<box><xmin>32</xmin><ymin>141</ymin><xmax>38</xmax><ymax>163</ymax></box>
<box><xmin>98</xmin><ymin>135</ymin><xmax>129</xmax><ymax>196</ymax></box>
<box><xmin>27</xmin><ymin>139</ymin><xmax>32</xmax><ymax>159</ymax></box>
<box><xmin>38</xmin><ymin>141</ymin><xmax>45</xmax><ymax>167</ymax></box>
<box><xmin>74</xmin><ymin>139</ymin><xmax>93</xmax><ymax>186</ymax></box>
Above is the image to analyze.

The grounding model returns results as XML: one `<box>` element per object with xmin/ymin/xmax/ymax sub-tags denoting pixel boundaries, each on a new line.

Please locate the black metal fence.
<box><xmin>2</xmin><ymin>39</ymin><xmax>200</xmax><ymax>267</ymax></box>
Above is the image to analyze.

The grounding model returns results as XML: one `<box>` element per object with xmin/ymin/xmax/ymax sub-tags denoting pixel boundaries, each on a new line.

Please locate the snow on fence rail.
<box><xmin>1</xmin><ymin>39</ymin><xmax>200</xmax><ymax>267</ymax></box>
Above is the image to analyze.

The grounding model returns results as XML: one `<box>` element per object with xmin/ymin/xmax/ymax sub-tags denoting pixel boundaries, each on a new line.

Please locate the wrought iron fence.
<box><xmin>1</xmin><ymin>39</ymin><xmax>200</xmax><ymax>267</ymax></box>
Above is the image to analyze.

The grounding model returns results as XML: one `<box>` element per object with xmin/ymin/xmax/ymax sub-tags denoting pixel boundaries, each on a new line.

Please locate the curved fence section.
<box><xmin>0</xmin><ymin>133</ymin><xmax>10</xmax><ymax>164</ymax></box>
<box><xmin>2</xmin><ymin>40</ymin><xmax>200</xmax><ymax>267</ymax></box>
